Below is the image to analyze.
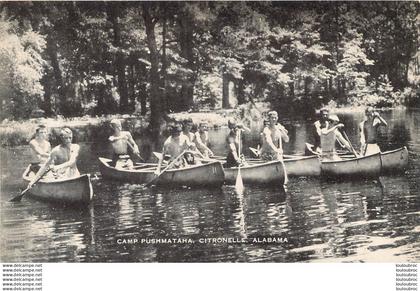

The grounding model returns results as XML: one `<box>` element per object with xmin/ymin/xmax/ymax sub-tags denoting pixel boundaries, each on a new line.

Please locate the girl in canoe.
<box><xmin>108</xmin><ymin>119</ymin><xmax>140</xmax><ymax>169</ymax></box>
<box><xmin>29</xmin><ymin>125</ymin><xmax>51</xmax><ymax>176</ymax></box>
<box><xmin>29</xmin><ymin>128</ymin><xmax>80</xmax><ymax>187</ymax></box>
<box><xmin>260</xmin><ymin>111</ymin><xmax>289</xmax><ymax>161</ymax></box>
<box><xmin>320</xmin><ymin>115</ymin><xmax>353</xmax><ymax>161</ymax></box>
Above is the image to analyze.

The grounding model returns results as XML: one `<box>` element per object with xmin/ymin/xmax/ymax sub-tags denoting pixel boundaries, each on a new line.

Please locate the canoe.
<box><xmin>283</xmin><ymin>155</ymin><xmax>321</xmax><ymax>176</ymax></box>
<box><xmin>223</xmin><ymin>160</ymin><xmax>285</xmax><ymax>185</ymax></box>
<box><xmin>98</xmin><ymin>157</ymin><xmax>225</xmax><ymax>188</ymax></box>
<box><xmin>321</xmin><ymin>152</ymin><xmax>381</xmax><ymax>179</ymax></box>
<box><xmin>22</xmin><ymin>165</ymin><xmax>93</xmax><ymax>204</ymax></box>
<box><xmin>380</xmin><ymin>147</ymin><xmax>409</xmax><ymax>173</ymax></box>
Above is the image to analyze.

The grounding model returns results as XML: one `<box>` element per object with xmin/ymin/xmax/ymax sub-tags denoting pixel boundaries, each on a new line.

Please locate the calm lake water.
<box><xmin>1</xmin><ymin>108</ymin><xmax>419</xmax><ymax>262</ymax></box>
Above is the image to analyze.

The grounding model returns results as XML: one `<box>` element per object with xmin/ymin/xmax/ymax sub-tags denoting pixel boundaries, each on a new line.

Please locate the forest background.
<box><xmin>0</xmin><ymin>1</ymin><xmax>418</xmax><ymax>138</ymax></box>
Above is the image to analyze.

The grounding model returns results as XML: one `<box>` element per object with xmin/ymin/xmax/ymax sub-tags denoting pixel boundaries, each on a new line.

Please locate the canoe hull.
<box><xmin>380</xmin><ymin>147</ymin><xmax>409</xmax><ymax>173</ymax></box>
<box><xmin>99</xmin><ymin>157</ymin><xmax>225</xmax><ymax>188</ymax></box>
<box><xmin>224</xmin><ymin>160</ymin><xmax>285</xmax><ymax>185</ymax></box>
<box><xmin>22</xmin><ymin>167</ymin><xmax>93</xmax><ymax>204</ymax></box>
<box><xmin>284</xmin><ymin>155</ymin><xmax>321</xmax><ymax>176</ymax></box>
<box><xmin>321</xmin><ymin>153</ymin><xmax>381</xmax><ymax>179</ymax></box>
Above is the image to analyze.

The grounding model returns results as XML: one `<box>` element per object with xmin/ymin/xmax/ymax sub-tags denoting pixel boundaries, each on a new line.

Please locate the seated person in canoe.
<box><xmin>29</xmin><ymin>125</ymin><xmax>51</xmax><ymax>176</ymax></box>
<box><xmin>359</xmin><ymin>107</ymin><xmax>387</xmax><ymax>156</ymax></box>
<box><xmin>108</xmin><ymin>119</ymin><xmax>140</xmax><ymax>169</ymax></box>
<box><xmin>29</xmin><ymin>128</ymin><xmax>80</xmax><ymax>187</ymax></box>
<box><xmin>320</xmin><ymin>115</ymin><xmax>353</xmax><ymax>161</ymax></box>
<box><xmin>260</xmin><ymin>111</ymin><xmax>289</xmax><ymax>161</ymax></box>
<box><xmin>225</xmin><ymin>120</ymin><xmax>248</xmax><ymax>168</ymax></box>
<box><xmin>313</xmin><ymin>107</ymin><xmax>330</xmax><ymax>153</ymax></box>
<box><xmin>182</xmin><ymin>118</ymin><xmax>195</xmax><ymax>143</ymax></box>
<box><xmin>155</xmin><ymin>123</ymin><xmax>196</xmax><ymax>174</ymax></box>
<box><xmin>194</xmin><ymin>121</ymin><xmax>214</xmax><ymax>158</ymax></box>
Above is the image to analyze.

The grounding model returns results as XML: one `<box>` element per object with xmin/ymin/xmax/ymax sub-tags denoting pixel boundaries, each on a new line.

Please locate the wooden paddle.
<box><xmin>341</xmin><ymin>130</ymin><xmax>360</xmax><ymax>158</ymax></box>
<box><xmin>126</xmin><ymin>140</ymin><xmax>144</xmax><ymax>161</ymax></box>
<box><xmin>235</xmin><ymin>130</ymin><xmax>244</xmax><ymax>194</ymax></box>
<box><xmin>10</xmin><ymin>169</ymin><xmax>50</xmax><ymax>202</ymax></box>
<box><xmin>145</xmin><ymin>150</ymin><xmax>187</xmax><ymax>187</ymax></box>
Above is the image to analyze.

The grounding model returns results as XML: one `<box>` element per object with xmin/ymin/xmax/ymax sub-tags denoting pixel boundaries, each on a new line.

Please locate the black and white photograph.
<box><xmin>0</xmin><ymin>0</ymin><xmax>419</xmax><ymax>274</ymax></box>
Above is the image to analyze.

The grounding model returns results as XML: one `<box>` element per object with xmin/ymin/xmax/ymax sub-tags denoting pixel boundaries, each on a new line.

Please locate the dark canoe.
<box><xmin>321</xmin><ymin>152</ymin><xmax>381</xmax><ymax>179</ymax></box>
<box><xmin>380</xmin><ymin>146</ymin><xmax>409</xmax><ymax>173</ymax></box>
<box><xmin>283</xmin><ymin>155</ymin><xmax>321</xmax><ymax>176</ymax></box>
<box><xmin>22</xmin><ymin>165</ymin><xmax>93</xmax><ymax>204</ymax></box>
<box><xmin>98</xmin><ymin>157</ymin><xmax>225</xmax><ymax>188</ymax></box>
<box><xmin>223</xmin><ymin>160</ymin><xmax>285</xmax><ymax>185</ymax></box>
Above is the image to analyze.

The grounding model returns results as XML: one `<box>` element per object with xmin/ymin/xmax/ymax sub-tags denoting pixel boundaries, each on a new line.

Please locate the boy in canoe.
<box><xmin>313</xmin><ymin>107</ymin><xmax>330</xmax><ymax>153</ymax></box>
<box><xmin>260</xmin><ymin>111</ymin><xmax>289</xmax><ymax>161</ymax></box>
<box><xmin>109</xmin><ymin>119</ymin><xmax>140</xmax><ymax>169</ymax></box>
<box><xmin>29</xmin><ymin>125</ymin><xmax>51</xmax><ymax>175</ymax></box>
<box><xmin>194</xmin><ymin>121</ymin><xmax>214</xmax><ymax>158</ymax></box>
<box><xmin>155</xmin><ymin>123</ymin><xmax>195</xmax><ymax>174</ymax></box>
<box><xmin>359</xmin><ymin>107</ymin><xmax>388</xmax><ymax>156</ymax></box>
<box><xmin>29</xmin><ymin>128</ymin><xmax>80</xmax><ymax>187</ymax></box>
<box><xmin>320</xmin><ymin>115</ymin><xmax>353</xmax><ymax>161</ymax></box>
<box><xmin>225</xmin><ymin>120</ymin><xmax>251</xmax><ymax>168</ymax></box>
<box><xmin>182</xmin><ymin>118</ymin><xmax>195</xmax><ymax>143</ymax></box>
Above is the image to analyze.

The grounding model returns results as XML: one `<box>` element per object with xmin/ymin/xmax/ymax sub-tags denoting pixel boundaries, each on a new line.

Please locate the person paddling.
<box><xmin>260</xmin><ymin>111</ymin><xmax>289</xmax><ymax>161</ymax></box>
<box><xmin>182</xmin><ymin>118</ymin><xmax>195</xmax><ymax>143</ymax></box>
<box><xmin>29</xmin><ymin>128</ymin><xmax>80</xmax><ymax>187</ymax></box>
<box><xmin>29</xmin><ymin>125</ymin><xmax>51</xmax><ymax>175</ymax></box>
<box><xmin>194</xmin><ymin>121</ymin><xmax>214</xmax><ymax>158</ymax></box>
<box><xmin>109</xmin><ymin>119</ymin><xmax>140</xmax><ymax>169</ymax></box>
<box><xmin>313</xmin><ymin>107</ymin><xmax>330</xmax><ymax>153</ymax></box>
<box><xmin>320</xmin><ymin>115</ymin><xmax>353</xmax><ymax>161</ymax></box>
<box><xmin>359</xmin><ymin>107</ymin><xmax>388</xmax><ymax>156</ymax></box>
<box><xmin>225</xmin><ymin>120</ymin><xmax>247</xmax><ymax>168</ymax></box>
<box><xmin>155</xmin><ymin>123</ymin><xmax>195</xmax><ymax>174</ymax></box>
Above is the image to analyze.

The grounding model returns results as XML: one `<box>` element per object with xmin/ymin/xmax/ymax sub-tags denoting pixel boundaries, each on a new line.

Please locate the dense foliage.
<box><xmin>0</xmin><ymin>2</ymin><xmax>418</xmax><ymax>126</ymax></box>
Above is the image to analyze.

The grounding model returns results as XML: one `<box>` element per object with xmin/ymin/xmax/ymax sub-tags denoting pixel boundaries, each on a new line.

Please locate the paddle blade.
<box><xmin>9</xmin><ymin>187</ymin><xmax>29</xmax><ymax>202</ymax></box>
<box><xmin>235</xmin><ymin>168</ymin><xmax>244</xmax><ymax>194</ymax></box>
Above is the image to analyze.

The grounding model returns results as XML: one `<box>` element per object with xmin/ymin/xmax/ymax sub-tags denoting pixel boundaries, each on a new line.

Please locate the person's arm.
<box><xmin>263</xmin><ymin>128</ymin><xmax>281</xmax><ymax>154</ymax></box>
<box><xmin>125</xmin><ymin>132</ymin><xmax>140</xmax><ymax>155</ymax></box>
<box><xmin>155</xmin><ymin>145</ymin><xmax>166</xmax><ymax>175</ymax></box>
<box><xmin>53</xmin><ymin>144</ymin><xmax>80</xmax><ymax>171</ymax></box>
<box><xmin>29</xmin><ymin>140</ymin><xmax>50</xmax><ymax>159</ymax></box>
<box><xmin>359</xmin><ymin>122</ymin><xmax>366</xmax><ymax>151</ymax></box>
<box><xmin>373</xmin><ymin>112</ymin><xmax>388</xmax><ymax>127</ymax></box>
<box><xmin>321</xmin><ymin>123</ymin><xmax>344</xmax><ymax>135</ymax></box>
<box><xmin>195</xmin><ymin>132</ymin><xmax>213</xmax><ymax>156</ymax></box>
<box><xmin>228</xmin><ymin>136</ymin><xmax>240</xmax><ymax>163</ymax></box>
<box><xmin>278</xmin><ymin>124</ymin><xmax>289</xmax><ymax>143</ymax></box>
<box><xmin>314</xmin><ymin>121</ymin><xmax>322</xmax><ymax>136</ymax></box>
<box><xmin>28</xmin><ymin>153</ymin><xmax>55</xmax><ymax>187</ymax></box>
<box><xmin>335</xmin><ymin>130</ymin><xmax>352</xmax><ymax>152</ymax></box>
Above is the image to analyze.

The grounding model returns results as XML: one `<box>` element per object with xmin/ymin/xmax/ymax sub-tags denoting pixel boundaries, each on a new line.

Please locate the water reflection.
<box><xmin>1</xmin><ymin>108</ymin><xmax>419</xmax><ymax>262</ymax></box>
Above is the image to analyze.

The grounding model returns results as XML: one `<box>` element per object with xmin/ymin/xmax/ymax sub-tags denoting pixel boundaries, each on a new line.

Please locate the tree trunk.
<box><xmin>222</xmin><ymin>73</ymin><xmax>230</xmax><ymax>108</ymax></box>
<box><xmin>46</xmin><ymin>36</ymin><xmax>65</xmax><ymax>112</ymax></box>
<box><xmin>142</xmin><ymin>3</ymin><xmax>163</xmax><ymax>133</ymax></box>
<box><xmin>178</xmin><ymin>9</ymin><xmax>195</xmax><ymax>111</ymax></box>
<box><xmin>108</xmin><ymin>3</ymin><xmax>129</xmax><ymax>113</ymax></box>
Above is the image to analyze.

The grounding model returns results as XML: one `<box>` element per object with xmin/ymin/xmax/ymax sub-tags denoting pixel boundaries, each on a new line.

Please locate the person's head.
<box><xmin>365</xmin><ymin>107</ymin><xmax>375</xmax><ymax>119</ymax></box>
<box><xmin>182</xmin><ymin>118</ymin><xmax>193</xmax><ymax>131</ymax></box>
<box><xmin>110</xmin><ymin>119</ymin><xmax>122</xmax><ymax>131</ymax></box>
<box><xmin>320</xmin><ymin>107</ymin><xmax>329</xmax><ymax>121</ymax></box>
<box><xmin>60</xmin><ymin>128</ymin><xmax>73</xmax><ymax>145</ymax></box>
<box><xmin>328</xmin><ymin>114</ymin><xmax>340</xmax><ymax>125</ymax></box>
<box><xmin>267</xmin><ymin>111</ymin><xmax>278</xmax><ymax>125</ymax></box>
<box><xmin>263</xmin><ymin>119</ymin><xmax>269</xmax><ymax>127</ymax></box>
<box><xmin>228</xmin><ymin>120</ymin><xmax>237</xmax><ymax>130</ymax></box>
<box><xmin>170</xmin><ymin>123</ymin><xmax>182</xmax><ymax>137</ymax></box>
<box><xmin>35</xmin><ymin>125</ymin><xmax>47</xmax><ymax>139</ymax></box>
<box><xmin>198</xmin><ymin>122</ymin><xmax>208</xmax><ymax>133</ymax></box>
